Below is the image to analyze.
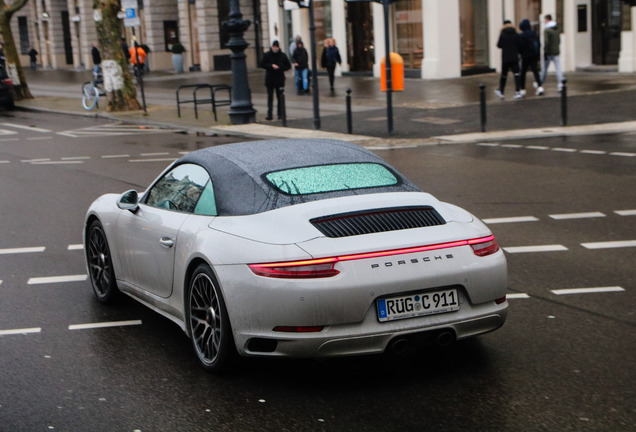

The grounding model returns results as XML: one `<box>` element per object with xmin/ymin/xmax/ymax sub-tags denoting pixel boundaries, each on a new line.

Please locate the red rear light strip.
<box><xmin>249</xmin><ymin>235</ymin><xmax>497</xmax><ymax>275</ymax></box>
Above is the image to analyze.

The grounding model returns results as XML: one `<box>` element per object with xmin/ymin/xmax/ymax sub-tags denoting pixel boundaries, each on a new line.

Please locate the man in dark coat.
<box><xmin>260</xmin><ymin>40</ymin><xmax>291</xmax><ymax>120</ymax></box>
<box><xmin>292</xmin><ymin>40</ymin><xmax>309</xmax><ymax>95</ymax></box>
<box><xmin>495</xmin><ymin>20</ymin><xmax>522</xmax><ymax>100</ymax></box>
<box><xmin>519</xmin><ymin>19</ymin><xmax>543</xmax><ymax>96</ymax></box>
<box><xmin>91</xmin><ymin>43</ymin><xmax>102</xmax><ymax>75</ymax></box>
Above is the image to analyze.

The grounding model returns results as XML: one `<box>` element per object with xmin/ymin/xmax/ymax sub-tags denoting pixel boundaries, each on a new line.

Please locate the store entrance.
<box><xmin>592</xmin><ymin>0</ymin><xmax>622</xmax><ymax>65</ymax></box>
<box><xmin>346</xmin><ymin>2</ymin><xmax>374</xmax><ymax>72</ymax></box>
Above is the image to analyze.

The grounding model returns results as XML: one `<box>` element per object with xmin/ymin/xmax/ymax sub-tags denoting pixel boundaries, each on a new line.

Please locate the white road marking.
<box><xmin>68</xmin><ymin>244</ymin><xmax>83</xmax><ymax>250</ymax></box>
<box><xmin>129</xmin><ymin>158</ymin><xmax>176</xmax><ymax>163</ymax></box>
<box><xmin>501</xmin><ymin>144</ymin><xmax>523</xmax><ymax>148</ymax></box>
<box><xmin>581</xmin><ymin>240</ymin><xmax>636</xmax><ymax>249</ymax></box>
<box><xmin>68</xmin><ymin>320</ymin><xmax>142</xmax><ymax>330</ymax></box>
<box><xmin>0</xmin><ymin>160</ymin><xmax>9</xmax><ymax>164</ymax></box>
<box><xmin>0</xmin><ymin>129</ymin><xmax>18</xmax><ymax>136</ymax></box>
<box><xmin>0</xmin><ymin>123</ymin><xmax>51</xmax><ymax>133</ymax></box>
<box><xmin>507</xmin><ymin>293</ymin><xmax>531</xmax><ymax>299</ymax></box>
<box><xmin>31</xmin><ymin>160</ymin><xmax>84</xmax><ymax>165</ymax></box>
<box><xmin>503</xmin><ymin>245</ymin><xmax>569</xmax><ymax>253</ymax></box>
<box><xmin>551</xmin><ymin>286</ymin><xmax>625</xmax><ymax>295</ymax></box>
<box><xmin>0</xmin><ymin>246</ymin><xmax>46</xmax><ymax>255</ymax></box>
<box><xmin>549</xmin><ymin>212</ymin><xmax>606</xmax><ymax>220</ymax></box>
<box><xmin>483</xmin><ymin>216</ymin><xmax>539</xmax><ymax>224</ymax></box>
<box><xmin>552</xmin><ymin>147</ymin><xmax>577</xmax><ymax>152</ymax></box>
<box><xmin>580</xmin><ymin>149</ymin><xmax>606</xmax><ymax>155</ymax></box>
<box><xmin>27</xmin><ymin>275</ymin><xmax>88</xmax><ymax>285</ymax></box>
<box><xmin>61</xmin><ymin>156</ymin><xmax>90</xmax><ymax>161</ymax></box>
<box><xmin>477</xmin><ymin>143</ymin><xmax>499</xmax><ymax>147</ymax></box>
<box><xmin>615</xmin><ymin>209</ymin><xmax>636</xmax><ymax>216</ymax></box>
<box><xmin>610</xmin><ymin>152</ymin><xmax>636</xmax><ymax>157</ymax></box>
<box><xmin>140</xmin><ymin>152</ymin><xmax>170</xmax><ymax>157</ymax></box>
<box><xmin>0</xmin><ymin>327</ymin><xmax>42</xmax><ymax>336</ymax></box>
<box><xmin>101</xmin><ymin>154</ymin><xmax>130</xmax><ymax>159</ymax></box>
<box><xmin>526</xmin><ymin>145</ymin><xmax>550</xmax><ymax>150</ymax></box>
<box><xmin>26</xmin><ymin>137</ymin><xmax>53</xmax><ymax>141</ymax></box>
<box><xmin>21</xmin><ymin>158</ymin><xmax>50</xmax><ymax>163</ymax></box>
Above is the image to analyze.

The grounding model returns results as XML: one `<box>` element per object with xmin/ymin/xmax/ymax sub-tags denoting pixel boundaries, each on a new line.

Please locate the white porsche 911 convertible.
<box><xmin>84</xmin><ymin>139</ymin><xmax>507</xmax><ymax>372</ymax></box>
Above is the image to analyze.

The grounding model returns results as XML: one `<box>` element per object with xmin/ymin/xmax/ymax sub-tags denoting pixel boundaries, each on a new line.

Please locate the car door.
<box><xmin>116</xmin><ymin>163</ymin><xmax>213</xmax><ymax>298</ymax></box>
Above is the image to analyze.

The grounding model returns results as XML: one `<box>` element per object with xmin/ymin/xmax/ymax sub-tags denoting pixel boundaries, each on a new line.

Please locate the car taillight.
<box><xmin>469</xmin><ymin>235</ymin><xmax>500</xmax><ymax>256</ymax></box>
<box><xmin>248</xmin><ymin>259</ymin><xmax>339</xmax><ymax>279</ymax></box>
<box><xmin>1</xmin><ymin>79</ymin><xmax>12</xmax><ymax>86</ymax></box>
<box><xmin>249</xmin><ymin>235</ymin><xmax>500</xmax><ymax>279</ymax></box>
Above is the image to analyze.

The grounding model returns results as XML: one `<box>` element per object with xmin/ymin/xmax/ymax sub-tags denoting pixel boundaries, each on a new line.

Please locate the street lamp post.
<box><xmin>291</xmin><ymin>0</ymin><xmax>321</xmax><ymax>130</ymax></box>
<box><xmin>223</xmin><ymin>0</ymin><xmax>257</xmax><ymax>124</ymax></box>
<box><xmin>346</xmin><ymin>0</ymin><xmax>398</xmax><ymax>135</ymax></box>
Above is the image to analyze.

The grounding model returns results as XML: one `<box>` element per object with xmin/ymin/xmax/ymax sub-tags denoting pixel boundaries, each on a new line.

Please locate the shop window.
<box><xmin>18</xmin><ymin>17</ymin><xmax>29</xmax><ymax>55</ymax></box>
<box><xmin>394</xmin><ymin>0</ymin><xmax>423</xmax><ymax>69</ymax></box>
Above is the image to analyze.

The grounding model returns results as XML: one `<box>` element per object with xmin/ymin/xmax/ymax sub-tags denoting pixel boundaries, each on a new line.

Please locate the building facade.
<box><xmin>8</xmin><ymin>0</ymin><xmax>636</xmax><ymax>76</ymax></box>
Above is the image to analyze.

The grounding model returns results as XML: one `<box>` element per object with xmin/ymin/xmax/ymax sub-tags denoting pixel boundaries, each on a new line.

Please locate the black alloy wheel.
<box><xmin>188</xmin><ymin>264</ymin><xmax>235</xmax><ymax>372</ymax></box>
<box><xmin>86</xmin><ymin>220</ymin><xmax>119</xmax><ymax>303</ymax></box>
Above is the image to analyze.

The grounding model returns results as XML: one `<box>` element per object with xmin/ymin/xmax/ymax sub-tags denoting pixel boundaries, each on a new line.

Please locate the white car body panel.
<box><xmin>84</xmin><ymin>139</ymin><xmax>508</xmax><ymax>362</ymax></box>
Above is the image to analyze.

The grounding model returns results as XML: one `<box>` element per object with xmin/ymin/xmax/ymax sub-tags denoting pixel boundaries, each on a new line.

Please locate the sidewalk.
<box><xmin>16</xmin><ymin>67</ymin><xmax>636</xmax><ymax>147</ymax></box>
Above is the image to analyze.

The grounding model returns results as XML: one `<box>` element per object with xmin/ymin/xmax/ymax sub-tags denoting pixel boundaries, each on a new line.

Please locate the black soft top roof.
<box><xmin>176</xmin><ymin>139</ymin><xmax>420</xmax><ymax>216</ymax></box>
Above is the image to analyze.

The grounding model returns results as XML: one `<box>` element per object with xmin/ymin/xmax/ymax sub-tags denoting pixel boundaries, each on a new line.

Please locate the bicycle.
<box><xmin>81</xmin><ymin>69</ymin><xmax>105</xmax><ymax>110</ymax></box>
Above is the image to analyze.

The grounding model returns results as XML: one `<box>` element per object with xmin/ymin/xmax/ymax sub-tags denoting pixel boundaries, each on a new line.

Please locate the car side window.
<box><xmin>146</xmin><ymin>164</ymin><xmax>216</xmax><ymax>215</ymax></box>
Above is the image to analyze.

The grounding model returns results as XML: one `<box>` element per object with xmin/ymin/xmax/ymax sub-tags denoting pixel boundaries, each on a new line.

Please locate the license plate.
<box><xmin>377</xmin><ymin>288</ymin><xmax>460</xmax><ymax>322</ymax></box>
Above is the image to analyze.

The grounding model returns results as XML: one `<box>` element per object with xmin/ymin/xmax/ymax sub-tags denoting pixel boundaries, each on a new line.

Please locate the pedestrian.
<box><xmin>260</xmin><ymin>40</ymin><xmax>291</xmax><ymax>121</ymax></box>
<box><xmin>91</xmin><ymin>43</ymin><xmax>101</xmax><ymax>75</ymax></box>
<box><xmin>140</xmin><ymin>44</ymin><xmax>151</xmax><ymax>72</ymax></box>
<box><xmin>495</xmin><ymin>20</ymin><xmax>522</xmax><ymax>100</ymax></box>
<box><xmin>289</xmin><ymin>35</ymin><xmax>302</xmax><ymax>58</ymax></box>
<box><xmin>292</xmin><ymin>40</ymin><xmax>309</xmax><ymax>95</ymax></box>
<box><xmin>540</xmin><ymin>14</ymin><xmax>564</xmax><ymax>92</ymax></box>
<box><xmin>28</xmin><ymin>47</ymin><xmax>38</xmax><ymax>71</ymax></box>
<box><xmin>321</xmin><ymin>38</ymin><xmax>341</xmax><ymax>92</ymax></box>
<box><xmin>129</xmin><ymin>42</ymin><xmax>147</xmax><ymax>77</ymax></box>
<box><xmin>519</xmin><ymin>19</ymin><xmax>543</xmax><ymax>96</ymax></box>
<box><xmin>121</xmin><ymin>38</ymin><xmax>130</xmax><ymax>63</ymax></box>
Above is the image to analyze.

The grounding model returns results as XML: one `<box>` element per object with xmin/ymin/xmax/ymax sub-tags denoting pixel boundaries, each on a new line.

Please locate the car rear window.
<box><xmin>264</xmin><ymin>163</ymin><xmax>399</xmax><ymax>195</ymax></box>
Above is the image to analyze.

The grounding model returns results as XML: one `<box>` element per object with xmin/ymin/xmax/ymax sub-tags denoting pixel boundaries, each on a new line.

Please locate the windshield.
<box><xmin>264</xmin><ymin>163</ymin><xmax>399</xmax><ymax>195</ymax></box>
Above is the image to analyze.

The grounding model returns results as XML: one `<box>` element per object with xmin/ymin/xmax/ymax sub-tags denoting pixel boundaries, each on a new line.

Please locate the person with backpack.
<box><xmin>519</xmin><ymin>19</ymin><xmax>543</xmax><ymax>96</ymax></box>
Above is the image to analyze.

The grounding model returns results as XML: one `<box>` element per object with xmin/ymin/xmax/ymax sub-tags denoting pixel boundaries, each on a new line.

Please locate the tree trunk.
<box><xmin>95</xmin><ymin>0</ymin><xmax>141</xmax><ymax>111</ymax></box>
<box><xmin>0</xmin><ymin>0</ymin><xmax>32</xmax><ymax>100</ymax></box>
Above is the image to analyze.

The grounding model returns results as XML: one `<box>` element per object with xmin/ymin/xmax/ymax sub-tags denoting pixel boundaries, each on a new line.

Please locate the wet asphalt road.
<box><xmin>0</xmin><ymin>111</ymin><xmax>634</xmax><ymax>431</ymax></box>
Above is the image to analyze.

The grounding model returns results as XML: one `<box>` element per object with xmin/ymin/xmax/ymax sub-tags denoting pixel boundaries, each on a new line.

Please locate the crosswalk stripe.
<box><xmin>0</xmin><ymin>327</ymin><xmax>42</xmax><ymax>335</ymax></box>
<box><xmin>551</xmin><ymin>287</ymin><xmax>624</xmax><ymax>295</ymax></box>
<box><xmin>0</xmin><ymin>123</ymin><xmax>51</xmax><ymax>133</ymax></box>
<box><xmin>615</xmin><ymin>209</ymin><xmax>636</xmax><ymax>216</ymax></box>
<box><xmin>549</xmin><ymin>212</ymin><xmax>606</xmax><ymax>220</ymax></box>
<box><xmin>27</xmin><ymin>275</ymin><xmax>88</xmax><ymax>285</ymax></box>
<box><xmin>68</xmin><ymin>320</ymin><xmax>142</xmax><ymax>330</ymax></box>
<box><xmin>0</xmin><ymin>247</ymin><xmax>46</xmax><ymax>255</ymax></box>
<box><xmin>581</xmin><ymin>240</ymin><xmax>636</xmax><ymax>249</ymax></box>
<box><xmin>503</xmin><ymin>245</ymin><xmax>568</xmax><ymax>253</ymax></box>
<box><xmin>483</xmin><ymin>216</ymin><xmax>539</xmax><ymax>224</ymax></box>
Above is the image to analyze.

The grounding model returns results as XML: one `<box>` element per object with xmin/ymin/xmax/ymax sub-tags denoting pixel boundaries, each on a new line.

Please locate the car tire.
<box><xmin>86</xmin><ymin>220</ymin><xmax>120</xmax><ymax>303</ymax></box>
<box><xmin>187</xmin><ymin>263</ymin><xmax>236</xmax><ymax>373</ymax></box>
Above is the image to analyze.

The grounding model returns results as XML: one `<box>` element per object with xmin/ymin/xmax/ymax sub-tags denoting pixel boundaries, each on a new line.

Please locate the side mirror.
<box><xmin>117</xmin><ymin>190</ymin><xmax>139</xmax><ymax>213</ymax></box>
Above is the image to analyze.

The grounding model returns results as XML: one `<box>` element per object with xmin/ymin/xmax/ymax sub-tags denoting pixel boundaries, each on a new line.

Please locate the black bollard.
<box><xmin>346</xmin><ymin>88</ymin><xmax>353</xmax><ymax>134</ymax></box>
<box><xmin>279</xmin><ymin>87</ymin><xmax>287</xmax><ymax>127</ymax></box>
<box><xmin>479</xmin><ymin>84</ymin><xmax>487</xmax><ymax>132</ymax></box>
<box><xmin>560</xmin><ymin>79</ymin><xmax>567</xmax><ymax>126</ymax></box>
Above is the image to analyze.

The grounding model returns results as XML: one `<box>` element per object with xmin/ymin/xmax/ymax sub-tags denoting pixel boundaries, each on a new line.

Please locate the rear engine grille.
<box><xmin>310</xmin><ymin>206</ymin><xmax>446</xmax><ymax>238</ymax></box>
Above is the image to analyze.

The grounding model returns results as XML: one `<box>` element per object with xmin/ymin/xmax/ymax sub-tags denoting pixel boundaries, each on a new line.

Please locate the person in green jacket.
<box><xmin>540</xmin><ymin>14</ymin><xmax>564</xmax><ymax>92</ymax></box>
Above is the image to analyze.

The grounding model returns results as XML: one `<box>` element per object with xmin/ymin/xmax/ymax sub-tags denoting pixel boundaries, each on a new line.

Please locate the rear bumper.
<box><xmin>236</xmin><ymin>300</ymin><xmax>508</xmax><ymax>358</ymax></box>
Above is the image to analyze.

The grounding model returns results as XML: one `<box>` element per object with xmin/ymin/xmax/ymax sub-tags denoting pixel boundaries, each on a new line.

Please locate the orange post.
<box><xmin>380</xmin><ymin>52</ymin><xmax>404</xmax><ymax>92</ymax></box>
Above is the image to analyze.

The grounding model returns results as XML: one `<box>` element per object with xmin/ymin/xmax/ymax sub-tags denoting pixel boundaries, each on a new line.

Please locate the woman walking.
<box><xmin>321</xmin><ymin>38</ymin><xmax>341</xmax><ymax>92</ymax></box>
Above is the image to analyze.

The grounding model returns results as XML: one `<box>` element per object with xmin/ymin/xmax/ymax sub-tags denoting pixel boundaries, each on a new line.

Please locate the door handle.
<box><xmin>159</xmin><ymin>237</ymin><xmax>174</xmax><ymax>248</ymax></box>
